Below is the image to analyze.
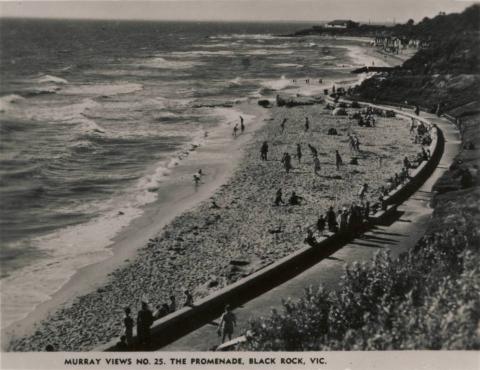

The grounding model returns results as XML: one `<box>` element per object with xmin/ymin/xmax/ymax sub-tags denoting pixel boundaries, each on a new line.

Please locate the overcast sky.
<box><xmin>0</xmin><ymin>0</ymin><xmax>477</xmax><ymax>22</ymax></box>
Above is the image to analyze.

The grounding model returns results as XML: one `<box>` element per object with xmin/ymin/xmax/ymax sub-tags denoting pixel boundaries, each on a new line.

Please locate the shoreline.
<box><xmin>3</xmin><ymin>40</ymin><xmax>405</xmax><ymax>350</ymax></box>
<box><xmin>1</xmin><ymin>99</ymin><xmax>270</xmax><ymax>347</ymax></box>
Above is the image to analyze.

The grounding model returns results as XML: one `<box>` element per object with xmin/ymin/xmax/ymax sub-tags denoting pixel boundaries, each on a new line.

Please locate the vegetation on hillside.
<box><xmin>245</xmin><ymin>5</ymin><xmax>480</xmax><ymax>350</ymax></box>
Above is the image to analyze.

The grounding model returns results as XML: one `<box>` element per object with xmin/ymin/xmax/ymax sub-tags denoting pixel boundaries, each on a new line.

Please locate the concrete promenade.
<box><xmin>162</xmin><ymin>110</ymin><xmax>461</xmax><ymax>351</ymax></box>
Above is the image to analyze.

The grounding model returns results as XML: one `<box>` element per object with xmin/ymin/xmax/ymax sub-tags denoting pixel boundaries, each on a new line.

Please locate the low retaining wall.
<box><xmin>98</xmin><ymin>101</ymin><xmax>445</xmax><ymax>352</ymax></box>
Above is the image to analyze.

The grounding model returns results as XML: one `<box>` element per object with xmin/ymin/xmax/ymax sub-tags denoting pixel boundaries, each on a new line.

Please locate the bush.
<box><xmin>245</xmin><ymin>227</ymin><xmax>480</xmax><ymax>350</ymax></box>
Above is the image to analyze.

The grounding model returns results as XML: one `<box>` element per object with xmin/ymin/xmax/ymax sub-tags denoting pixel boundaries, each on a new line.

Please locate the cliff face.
<box><xmin>354</xmin><ymin>5</ymin><xmax>480</xmax><ymax>114</ymax></box>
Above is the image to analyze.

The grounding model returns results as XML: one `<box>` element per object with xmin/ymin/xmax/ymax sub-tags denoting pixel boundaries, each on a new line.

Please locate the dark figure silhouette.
<box><xmin>326</xmin><ymin>206</ymin><xmax>337</xmax><ymax>232</ymax></box>
<box><xmin>124</xmin><ymin>307</ymin><xmax>134</xmax><ymax>345</ymax></box>
<box><xmin>260</xmin><ymin>141</ymin><xmax>269</xmax><ymax>160</ymax></box>
<box><xmin>274</xmin><ymin>188</ymin><xmax>284</xmax><ymax>206</ymax></box>
<box><xmin>288</xmin><ymin>191</ymin><xmax>304</xmax><ymax>205</ymax></box>
<box><xmin>137</xmin><ymin>302</ymin><xmax>154</xmax><ymax>348</ymax></box>
<box><xmin>335</xmin><ymin>150</ymin><xmax>343</xmax><ymax>170</ymax></box>
<box><xmin>296</xmin><ymin>143</ymin><xmax>302</xmax><ymax>163</ymax></box>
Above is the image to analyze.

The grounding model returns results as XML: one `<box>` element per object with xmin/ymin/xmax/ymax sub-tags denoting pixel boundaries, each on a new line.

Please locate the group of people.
<box><xmin>274</xmin><ymin>188</ymin><xmax>304</xmax><ymax>206</ymax></box>
<box><xmin>232</xmin><ymin>116</ymin><xmax>246</xmax><ymax>137</ymax></box>
<box><xmin>304</xmin><ymin>200</ymin><xmax>372</xmax><ymax>247</ymax></box>
<box><xmin>116</xmin><ymin>290</ymin><xmax>194</xmax><ymax>350</ymax></box>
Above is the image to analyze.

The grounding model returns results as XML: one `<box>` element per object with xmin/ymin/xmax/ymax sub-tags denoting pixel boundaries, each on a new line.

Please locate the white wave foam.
<box><xmin>36</xmin><ymin>75</ymin><xmax>68</xmax><ymax>84</ymax></box>
<box><xmin>211</xmin><ymin>33</ymin><xmax>280</xmax><ymax>40</ymax></box>
<box><xmin>141</xmin><ymin>57</ymin><xmax>204</xmax><ymax>70</ymax></box>
<box><xmin>61</xmin><ymin>83</ymin><xmax>143</xmax><ymax>96</ymax></box>
<box><xmin>0</xmin><ymin>94</ymin><xmax>24</xmax><ymax>113</ymax></box>
<box><xmin>168</xmin><ymin>50</ymin><xmax>235</xmax><ymax>57</ymax></box>
<box><xmin>260</xmin><ymin>75</ymin><xmax>292</xmax><ymax>91</ymax></box>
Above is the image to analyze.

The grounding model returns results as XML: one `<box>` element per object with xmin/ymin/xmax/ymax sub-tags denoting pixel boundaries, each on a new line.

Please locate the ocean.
<box><xmin>0</xmin><ymin>18</ymin><xmax>362</xmax><ymax>329</ymax></box>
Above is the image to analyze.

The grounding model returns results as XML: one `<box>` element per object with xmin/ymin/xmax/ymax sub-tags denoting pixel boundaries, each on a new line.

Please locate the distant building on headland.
<box><xmin>325</xmin><ymin>20</ymin><xmax>359</xmax><ymax>29</ymax></box>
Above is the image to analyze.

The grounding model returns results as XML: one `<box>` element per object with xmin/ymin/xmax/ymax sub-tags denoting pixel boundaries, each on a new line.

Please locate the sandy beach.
<box><xmin>3</xmin><ymin>41</ymin><xmax>422</xmax><ymax>351</ymax></box>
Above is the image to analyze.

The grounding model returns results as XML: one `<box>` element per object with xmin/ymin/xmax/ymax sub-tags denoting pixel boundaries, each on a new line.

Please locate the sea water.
<box><xmin>0</xmin><ymin>19</ymin><xmax>363</xmax><ymax>329</ymax></box>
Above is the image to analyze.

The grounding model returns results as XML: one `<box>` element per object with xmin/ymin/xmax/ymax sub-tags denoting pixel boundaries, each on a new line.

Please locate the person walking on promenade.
<box><xmin>240</xmin><ymin>116</ymin><xmax>245</xmax><ymax>133</ymax></box>
<box><xmin>260</xmin><ymin>141</ymin><xmax>269</xmax><ymax>160</ymax></box>
<box><xmin>296</xmin><ymin>143</ymin><xmax>302</xmax><ymax>163</ymax></box>
<box><xmin>410</xmin><ymin>118</ymin><xmax>416</xmax><ymax>134</ymax></box>
<box><xmin>137</xmin><ymin>301</ymin><xmax>154</xmax><ymax>348</ymax></box>
<box><xmin>335</xmin><ymin>150</ymin><xmax>343</xmax><ymax>171</ymax></box>
<box><xmin>218</xmin><ymin>305</ymin><xmax>237</xmax><ymax>343</ymax></box>
<box><xmin>124</xmin><ymin>307</ymin><xmax>134</xmax><ymax>346</ymax></box>
<box><xmin>313</xmin><ymin>156</ymin><xmax>321</xmax><ymax>175</ymax></box>
<box><xmin>304</xmin><ymin>117</ymin><xmax>310</xmax><ymax>132</ymax></box>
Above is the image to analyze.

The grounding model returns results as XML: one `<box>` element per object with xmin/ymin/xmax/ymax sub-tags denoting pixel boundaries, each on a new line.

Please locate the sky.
<box><xmin>0</xmin><ymin>0</ymin><xmax>477</xmax><ymax>23</ymax></box>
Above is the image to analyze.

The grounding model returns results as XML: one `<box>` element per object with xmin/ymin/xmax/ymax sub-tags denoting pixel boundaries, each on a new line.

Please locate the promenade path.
<box><xmin>161</xmin><ymin>110</ymin><xmax>460</xmax><ymax>351</ymax></box>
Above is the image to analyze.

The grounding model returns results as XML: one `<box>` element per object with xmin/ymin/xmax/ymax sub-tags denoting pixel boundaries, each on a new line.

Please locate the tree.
<box><xmin>406</xmin><ymin>18</ymin><xmax>415</xmax><ymax>26</ymax></box>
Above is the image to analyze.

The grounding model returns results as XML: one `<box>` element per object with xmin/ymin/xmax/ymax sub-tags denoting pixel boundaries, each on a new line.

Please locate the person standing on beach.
<box><xmin>183</xmin><ymin>290</ymin><xmax>194</xmax><ymax>307</ymax></box>
<box><xmin>240</xmin><ymin>116</ymin><xmax>245</xmax><ymax>134</ymax></box>
<box><xmin>274</xmin><ymin>188</ymin><xmax>284</xmax><ymax>206</ymax></box>
<box><xmin>233</xmin><ymin>124</ymin><xmax>239</xmax><ymax>137</ymax></box>
<box><xmin>124</xmin><ymin>307</ymin><xmax>134</xmax><ymax>346</ymax></box>
<box><xmin>218</xmin><ymin>305</ymin><xmax>236</xmax><ymax>343</ymax></box>
<box><xmin>358</xmin><ymin>183</ymin><xmax>368</xmax><ymax>201</ymax></box>
<box><xmin>313</xmin><ymin>156</ymin><xmax>321</xmax><ymax>175</ymax></box>
<box><xmin>335</xmin><ymin>150</ymin><xmax>343</xmax><ymax>170</ymax></box>
<box><xmin>305</xmin><ymin>117</ymin><xmax>310</xmax><ymax>132</ymax></box>
<box><xmin>137</xmin><ymin>302</ymin><xmax>154</xmax><ymax>348</ymax></box>
<box><xmin>280</xmin><ymin>118</ymin><xmax>287</xmax><ymax>133</ymax></box>
<box><xmin>296</xmin><ymin>143</ymin><xmax>302</xmax><ymax>163</ymax></box>
<box><xmin>281</xmin><ymin>152</ymin><xmax>293</xmax><ymax>173</ymax></box>
<box><xmin>308</xmin><ymin>144</ymin><xmax>318</xmax><ymax>158</ymax></box>
<box><xmin>169</xmin><ymin>294</ymin><xmax>176</xmax><ymax>313</ymax></box>
<box><xmin>260</xmin><ymin>141</ymin><xmax>269</xmax><ymax>161</ymax></box>
<box><xmin>326</xmin><ymin>206</ymin><xmax>337</xmax><ymax>232</ymax></box>
<box><xmin>353</xmin><ymin>135</ymin><xmax>360</xmax><ymax>152</ymax></box>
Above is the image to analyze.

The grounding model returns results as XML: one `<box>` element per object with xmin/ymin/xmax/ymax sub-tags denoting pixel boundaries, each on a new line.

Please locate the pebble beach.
<box><xmin>6</xmin><ymin>89</ymin><xmax>423</xmax><ymax>351</ymax></box>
